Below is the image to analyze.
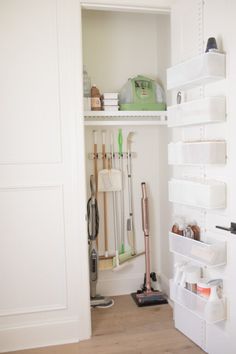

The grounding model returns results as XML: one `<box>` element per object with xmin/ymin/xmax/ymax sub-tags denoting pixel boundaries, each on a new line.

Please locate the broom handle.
<box><xmin>127</xmin><ymin>136</ymin><xmax>136</xmax><ymax>255</ymax></box>
<box><xmin>93</xmin><ymin>130</ymin><xmax>99</xmax><ymax>249</ymax></box>
<box><xmin>111</xmin><ymin>133</ymin><xmax>120</xmax><ymax>267</ymax></box>
<box><xmin>93</xmin><ymin>130</ymin><xmax>98</xmax><ymax>192</ymax></box>
<box><xmin>141</xmin><ymin>183</ymin><xmax>151</xmax><ymax>293</ymax></box>
<box><xmin>102</xmin><ymin>130</ymin><xmax>109</xmax><ymax>257</ymax></box>
<box><xmin>118</xmin><ymin>129</ymin><xmax>125</xmax><ymax>253</ymax></box>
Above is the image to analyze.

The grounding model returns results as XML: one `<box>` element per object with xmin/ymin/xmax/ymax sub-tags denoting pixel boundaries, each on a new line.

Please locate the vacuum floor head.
<box><xmin>131</xmin><ymin>290</ymin><xmax>168</xmax><ymax>307</ymax></box>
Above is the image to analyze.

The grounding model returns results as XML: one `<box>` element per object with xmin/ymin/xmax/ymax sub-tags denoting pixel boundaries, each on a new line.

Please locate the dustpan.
<box><xmin>98</xmin><ymin>168</ymin><xmax>122</xmax><ymax>192</ymax></box>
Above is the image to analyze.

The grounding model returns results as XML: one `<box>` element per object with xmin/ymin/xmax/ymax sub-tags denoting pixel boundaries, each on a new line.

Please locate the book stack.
<box><xmin>101</xmin><ymin>93</ymin><xmax>119</xmax><ymax>111</ymax></box>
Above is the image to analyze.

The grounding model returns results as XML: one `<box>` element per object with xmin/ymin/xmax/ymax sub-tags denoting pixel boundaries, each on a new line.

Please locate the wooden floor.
<box><xmin>10</xmin><ymin>295</ymin><xmax>204</xmax><ymax>354</ymax></box>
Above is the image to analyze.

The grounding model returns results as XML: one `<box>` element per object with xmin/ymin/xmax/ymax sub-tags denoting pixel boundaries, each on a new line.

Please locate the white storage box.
<box><xmin>168</xmin><ymin>178</ymin><xmax>226</xmax><ymax>209</ymax></box>
<box><xmin>169</xmin><ymin>232</ymin><xmax>226</xmax><ymax>266</ymax></box>
<box><xmin>168</xmin><ymin>97</ymin><xmax>226</xmax><ymax>127</ymax></box>
<box><xmin>170</xmin><ymin>280</ymin><xmax>226</xmax><ymax>324</ymax></box>
<box><xmin>167</xmin><ymin>52</ymin><xmax>226</xmax><ymax>90</ymax></box>
<box><xmin>168</xmin><ymin>141</ymin><xmax>226</xmax><ymax>165</ymax></box>
<box><xmin>174</xmin><ymin>302</ymin><xmax>206</xmax><ymax>350</ymax></box>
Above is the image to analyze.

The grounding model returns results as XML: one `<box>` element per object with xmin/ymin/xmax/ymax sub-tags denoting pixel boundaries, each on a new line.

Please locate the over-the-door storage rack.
<box><xmin>167</xmin><ymin>51</ymin><xmax>227</xmax><ymax>351</ymax></box>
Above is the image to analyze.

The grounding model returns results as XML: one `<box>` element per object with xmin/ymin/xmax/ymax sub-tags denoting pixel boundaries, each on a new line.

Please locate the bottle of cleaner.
<box><xmin>91</xmin><ymin>85</ymin><xmax>102</xmax><ymax>111</ymax></box>
<box><xmin>83</xmin><ymin>65</ymin><xmax>91</xmax><ymax>110</ymax></box>
<box><xmin>83</xmin><ymin>65</ymin><xmax>91</xmax><ymax>97</ymax></box>
<box><xmin>205</xmin><ymin>280</ymin><xmax>225</xmax><ymax>322</ymax></box>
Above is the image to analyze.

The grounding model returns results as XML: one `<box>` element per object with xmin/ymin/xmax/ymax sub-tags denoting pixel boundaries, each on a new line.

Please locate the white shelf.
<box><xmin>168</xmin><ymin>141</ymin><xmax>226</xmax><ymax>165</ymax></box>
<box><xmin>169</xmin><ymin>232</ymin><xmax>226</xmax><ymax>267</ymax></box>
<box><xmin>168</xmin><ymin>178</ymin><xmax>226</xmax><ymax>209</ymax></box>
<box><xmin>84</xmin><ymin>111</ymin><xmax>168</xmax><ymax>126</ymax></box>
<box><xmin>167</xmin><ymin>52</ymin><xmax>226</xmax><ymax>91</ymax></box>
<box><xmin>170</xmin><ymin>280</ymin><xmax>226</xmax><ymax>324</ymax></box>
<box><xmin>168</xmin><ymin>97</ymin><xmax>226</xmax><ymax>127</ymax></box>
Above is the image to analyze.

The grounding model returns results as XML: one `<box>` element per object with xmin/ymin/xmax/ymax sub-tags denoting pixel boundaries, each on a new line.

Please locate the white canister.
<box><xmin>197</xmin><ymin>279</ymin><xmax>212</xmax><ymax>298</ymax></box>
<box><xmin>180</xmin><ymin>265</ymin><xmax>201</xmax><ymax>293</ymax></box>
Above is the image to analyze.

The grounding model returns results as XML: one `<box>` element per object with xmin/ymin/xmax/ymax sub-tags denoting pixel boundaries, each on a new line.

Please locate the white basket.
<box><xmin>168</xmin><ymin>178</ymin><xmax>226</xmax><ymax>209</ymax></box>
<box><xmin>167</xmin><ymin>52</ymin><xmax>225</xmax><ymax>90</ymax></box>
<box><xmin>168</xmin><ymin>141</ymin><xmax>226</xmax><ymax>165</ymax></box>
<box><xmin>169</xmin><ymin>232</ymin><xmax>226</xmax><ymax>266</ymax></box>
<box><xmin>170</xmin><ymin>280</ymin><xmax>226</xmax><ymax>323</ymax></box>
<box><xmin>167</xmin><ymin>97</ymin><xmax>226</xmax><ymax>127</ymax></box>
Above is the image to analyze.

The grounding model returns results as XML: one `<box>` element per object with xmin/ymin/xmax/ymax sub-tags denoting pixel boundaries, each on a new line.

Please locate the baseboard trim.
<box><xmin>0</xmin><ymin>318</ymin><xmax>84</xmax><ymax>353</ymax></box>
<box><xmin>97</xmin><ymin>273</ymin><xmax>144</xmax><ymax>296</ymax></box>
<box><xmin>97</xmin><ymin>272</ymin><xmax>171</xmax><ymax>298</ymax></box>
<box><xmin>159</xmin><ymin>273</ymin><xmax>170</xmax><ymax>297</ymax></box>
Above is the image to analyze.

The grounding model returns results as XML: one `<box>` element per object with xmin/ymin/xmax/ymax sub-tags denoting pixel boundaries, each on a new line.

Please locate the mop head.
<box><xmin>131</xmin><ymin>290</ymin><xmax>168</xmax><ymax>307</ymax></box>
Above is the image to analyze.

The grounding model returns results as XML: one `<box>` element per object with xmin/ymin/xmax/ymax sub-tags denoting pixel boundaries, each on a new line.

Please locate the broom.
<box><xmin>99</xmin><ymin>130</ymin><xmax>114</xmax><ymax>270</ymax></box>
<box><xmin>113</xmin><ymin>131</ymin><xmax>144</xmax><ymax>269</ymax></box>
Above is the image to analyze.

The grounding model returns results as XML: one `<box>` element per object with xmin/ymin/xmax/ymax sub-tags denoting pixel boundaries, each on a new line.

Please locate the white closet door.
<box><xmin>0</xmin><ymin>0</ymin><xmax>90</xmax><ymax>351</ymax></box>
<box><xmin>203</xmin><ymin>1</ymin><xmax>236</xmax><ymax>353</ymax></box>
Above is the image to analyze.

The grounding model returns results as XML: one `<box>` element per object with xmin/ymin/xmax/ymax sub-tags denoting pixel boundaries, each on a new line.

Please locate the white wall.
<box><xmin>82</xmin><ymin>10</ymin><xmax>170</xmax><ymax>94</ymax></box>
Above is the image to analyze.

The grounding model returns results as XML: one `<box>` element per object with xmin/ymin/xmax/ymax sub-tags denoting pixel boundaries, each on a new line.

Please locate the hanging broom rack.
<box><xmin>88</xmin><ymin>152</ymin><xmax>137</xmax><ymax>160</ymax></box>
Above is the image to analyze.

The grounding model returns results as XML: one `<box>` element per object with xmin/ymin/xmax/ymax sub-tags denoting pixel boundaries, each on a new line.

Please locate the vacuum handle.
<box><xmin>141</xmin><ymin>182</ymin><xmax>149</xmax><ymax>236</ymax></box>
<box><xmin>141</xmin><ymin>182</ymin><xmax>151</xmax><ymax>292</ymax></box>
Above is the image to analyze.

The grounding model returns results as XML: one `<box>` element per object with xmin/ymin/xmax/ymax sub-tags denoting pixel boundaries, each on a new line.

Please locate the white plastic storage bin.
<box><xmin>170</xmin><ymin>280</ymin><xmax>226</xmax><ymax>324</ymax></box>
<box><xmin>169</xmin><ymin>232</ymin><xmax>226</xmax><ymax>266</ymax></box>
<box><xmin>168</xmin><ymin>178</ymin><xmax>226</xmax><ymax>209</ymax></box>
<box><xmin>168</xmin><ymin>141</ymin><xmax>226</xmax><ymax>165</ymax></box>
<box><xmin>167</xmin><ymin>52</ymin><xmax>226</xmax><ymax>90</ymax></box>
<box><xmin>167</xmin><ymin>96</ymin><xmax>226</xmax><ymax>127</ymax></box>
<box><xmin>174</xmin><ymin>302</ymin><xmax>206</xmax><ymax>350</ymax></box>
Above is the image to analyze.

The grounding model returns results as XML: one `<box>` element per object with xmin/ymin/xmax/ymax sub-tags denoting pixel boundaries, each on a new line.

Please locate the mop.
<box><xmin>114</xmin><ymin>131</ymin><xmax>145</xmax><ymax>270</ymax></box>
<box><xmin>126</xmin><ymin>132</ymin><xmax>136</xmax><ymax>256</ymax></box>
<box><xmin>93</xmin><ymin>130</ymin><xmax>99</xmax><ymax>250</ymax></box>
<box><xmin>108</xmin><ymin>132</ymin><xmax>134</xmax><ymax>271</ymax></box>
<box><xmin>102</xmin><ymin>130</ymin><xmax>109</xmax><ymax>258</ymax></box>
<box><xmin>98</xmin><ymin>130</ymin><xmax>114</xmax><ymax>270</ymax></box>
<box><xmin>118</xmin><ymin>129</ymin><xmax>125</xmax><ymax>254</ymax></box>
<box><xmin>103</xmin><ymin>131</ymin><xmax>143</xmax><ymax>270</ymax></box>
<box><xmin>87</xmin><ymin>175</ymin><xmax>113</xmax><ymax>308</ymax></box>
<box><xmin>110</xmin><ymin>133</ymin><xmax>123</xmax><ymax>271</ymax></box>
<box><xmin>131</xmin><ymin>182</ymin><xmax>168</xmax><ymax>307</ymax></box>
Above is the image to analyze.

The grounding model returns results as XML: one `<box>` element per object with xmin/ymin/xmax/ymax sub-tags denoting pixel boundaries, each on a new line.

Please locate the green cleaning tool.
<box><xmin>113</xmin><ymin>130</ymin><xmax>145</xmax><ymax>268</ymax></box>
<box><xmin>110</xmin><ymin>133</ymin><xmax>129</xmax><ymax>272</ymax></box>
<box><xmin>119</xmin><ymin>75</ymin><xmax>166</xmax><ymax>111</ymax></box>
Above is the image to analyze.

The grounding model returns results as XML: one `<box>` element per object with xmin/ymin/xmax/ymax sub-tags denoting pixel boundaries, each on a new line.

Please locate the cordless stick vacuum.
<box><xmin>87</xmin><ymin>175</ymin><xmax>113</xmax><ymax>308</ymax></box>
<box><xmin>131</xmin><ymin>182</ymin><xmax>168</xmax><ymax>307</ymax></box>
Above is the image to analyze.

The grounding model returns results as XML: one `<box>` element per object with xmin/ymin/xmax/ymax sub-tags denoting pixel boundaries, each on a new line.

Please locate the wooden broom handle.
<box><xmin>93</xmin><ymin>130</ymin><xmax>98</xmax><ymax>248</ymax></box>
<box><xmin>102</xmin><ymin>133</ymin><xmax>108</xmax><ymax>256</ymax></box>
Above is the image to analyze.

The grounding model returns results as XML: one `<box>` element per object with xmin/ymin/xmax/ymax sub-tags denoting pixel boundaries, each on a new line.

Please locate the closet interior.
<box><xmin>82</xmin><ymin>8</ymin><xmax>171</xmax><ymax>297</ymax></box>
